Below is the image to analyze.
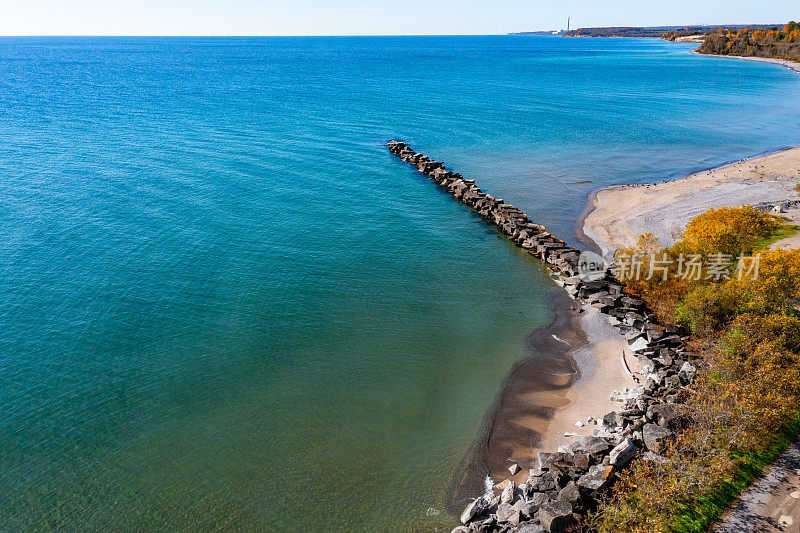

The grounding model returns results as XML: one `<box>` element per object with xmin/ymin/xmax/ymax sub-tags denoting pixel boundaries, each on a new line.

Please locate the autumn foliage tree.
<box><xmin>698</xmin><ymin>22</ymin><xmax>800</xmax><ymax>62</ymax></box>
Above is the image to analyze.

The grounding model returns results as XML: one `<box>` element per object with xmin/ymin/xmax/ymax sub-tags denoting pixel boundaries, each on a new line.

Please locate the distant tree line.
<box><xmin>563</xmin><ymin>24</ymin><xmax>776</xmax><ymax>39</ymax></box>
<box><xmin>696</xmin><ymin>22</ymin><xmax>800</xmax><ymax>61</ymax></box>
<box><xmin>661</xmin><ymin>30</ymin><xmax>705</xmax><ymax>41</ymax></box>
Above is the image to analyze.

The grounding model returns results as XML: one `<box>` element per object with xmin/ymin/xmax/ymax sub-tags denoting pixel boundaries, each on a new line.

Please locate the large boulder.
<box><xmin>536</xmin><ymin>500</ymin><xmax>575</xmax><ymax>533</ymax></box>
<box><xmin>678</xmin><ymin>361</ymin><xmax>697</xmax><ymax>384</ymax></box>
<box><xmin>496</xmin><ymin>502</ymin><xmax>522</xmax><ymax>525</ymax></box>
<box><xmin>643</xmin><ymin>423</ymin><xmax>672</xmax><ymax>452</ymax></box>
<box><xmin>609</xmin><ymin>438</ymin><xmax>638</xmax><ymax>467</ymax></box>
<box><xmin>576</xmin><ymin>464</ymin><xmax>613</xmax><ymax>492</ymax></box>
<box><xmin>528</xmin><ymin>471</ymin><xmax>557</xmax><ymax>492</ymax></box>
<box><xmin>601</xmin><ymin>411</ymin><xmax>617</xmax><ymax>428</ymax></box>
<box><xmin>538</xmin><ymin>452</ymin><xmax>565</xmax><ymax>469</ymax></box>
<box><xmin>512</xmin><ymin>493</ymin><xmax>547</xmax><ymax>519</ymax></box>
<box><xmin>557</xmin><ymin>481</ymin><xmax>581</xmax><ymax>506</ymax></box>
<box><xmin>567</xmin><ymin>453</ymin><xmax>589</xmax><ymax>470</ymax></box>
<box><xmin>501</xmin><ymin>481</ymin><xmax>516</xmax><ymax>504</ymax></box>
<box><xmin>647</xmin><ymin>403</ymin><xmax>690</xmax><ymax>428</ymax></box>
<box><xmin>511</xmin><ymin>524</ymin><xmax>546</xmax><ymax>533</ymax></box>
<box><xmin>460</xmin><ymin>497</ymin><xmax>488</xmax><ymax>525</ymax></box>
<box><xmin>559</xmin><ymin>435</ymin><xmax>611</xmax><ymax>459</ymax></box>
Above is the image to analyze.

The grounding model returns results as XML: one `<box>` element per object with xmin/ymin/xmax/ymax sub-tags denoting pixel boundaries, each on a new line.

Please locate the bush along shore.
<box><xmin>386</xmin><ymin>141</ymin><xmax>697</xmax><ymax>532</ymax></box>
<box><xmin>590</xmin><ymin>207</ymin><xmax>800</xmax><ymax>532</ymax></box>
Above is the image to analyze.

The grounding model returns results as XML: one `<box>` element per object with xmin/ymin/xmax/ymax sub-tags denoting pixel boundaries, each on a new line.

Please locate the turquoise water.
<box><xmin>1</xmin><ymin>36</ymin><xmax>800</xmax><ymax>531</ymax></box>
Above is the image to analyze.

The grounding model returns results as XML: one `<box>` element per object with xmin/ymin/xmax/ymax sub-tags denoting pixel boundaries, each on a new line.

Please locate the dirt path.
<box><xmin>714</xmin><ymin>440</ymin><xmax>800</xmax><ymax>532</ymax></box>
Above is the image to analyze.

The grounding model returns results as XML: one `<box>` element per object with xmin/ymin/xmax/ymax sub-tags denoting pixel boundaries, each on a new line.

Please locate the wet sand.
<box><xmin>447</xmin><ymin>293</ymin><xmax>635</xmax><ymax>506</ymax></box>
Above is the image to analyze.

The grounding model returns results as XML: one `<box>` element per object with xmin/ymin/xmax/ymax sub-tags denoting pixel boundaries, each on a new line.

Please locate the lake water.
<box><xmin>1</xmin><ymin>36</ymin><xmax>799</xmax><ymax>531</ymax></box>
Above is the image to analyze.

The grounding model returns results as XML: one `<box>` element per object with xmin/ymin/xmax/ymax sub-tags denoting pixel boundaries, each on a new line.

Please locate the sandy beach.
<box><xmin>694</xmin><ymin>51</ymin><xmax>800</xmax><ymax>74</ymax></box>
<box><xmin>584</xmin><ymin>146</ymin><xmax>800</xmax><ymax>258</ymax></box>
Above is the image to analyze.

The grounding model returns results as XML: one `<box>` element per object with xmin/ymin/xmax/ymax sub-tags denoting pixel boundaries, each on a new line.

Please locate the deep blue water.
<box><xmin>1</xmin><ymin>36</ymin><xmax>799</xmax><ymax>531</ymax></box>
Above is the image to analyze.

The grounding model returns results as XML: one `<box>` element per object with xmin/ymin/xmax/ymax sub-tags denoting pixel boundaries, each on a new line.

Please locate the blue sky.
<box><xmin>2</xmin><ymin>0</ymin><xmax>798</xmax><ymax>36</ymax></box>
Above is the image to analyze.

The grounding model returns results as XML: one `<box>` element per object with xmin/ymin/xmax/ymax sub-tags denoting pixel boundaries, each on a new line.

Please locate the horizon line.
<box><xmin>0</xmin><ymin>21</ymin><xmax>787</xmax><ymax>39</ymax></box>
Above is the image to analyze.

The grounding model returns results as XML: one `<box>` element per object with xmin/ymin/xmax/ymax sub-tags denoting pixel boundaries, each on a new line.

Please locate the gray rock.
<box><xmin>538</xmin><ymin>452</ymin><xmax>564</xmax><ymax>469</ymax></box>
<box><xmin>678</xmin><ymin>361</ymin><xmax>697</xmax><ymax>383</ymax></box>
<box><xmin>496</xmin><ymin>502</ymin><xmax>522</xmax><ymax>525</ymax></box>
<box><xmin>643</xmin><ymin>423</ymin><xmax>672</xmax><ymax>452</ymax></box>
<box><xmin>568</xmin><ymin>453</ymin><xmax>589</xmax><ymax>470</ymax></box>
<box><xmin>489</xmin><ymin>494</ymin><xmax>500</xmax><ymax>509</ymax></box>
<box><xmin>470</xmin><ymin>516</ymin><xmax>497</xmax><ymax>532</ymax></box>
<box><xmin>557</xmin><ymin>481</ymin><xmax>581</xmax><ymax>505</ymax></box>
<box><xmin>512</xmin><ymin>494</ymin><xmax>545</xmax><ymax>519</ymax></box>
<box><xmin>527</xmin><ymin>491</ymin><xmax>549</xmax><ymax>507</ymax></box>
<box><xmin>647</xmin><ymin>403</ymin><xmax>689</xmax><ymax>428</ymax></box>
<box><xmin>637</xmin><ymin>355</ymin><xmax>656</xmax><ymax>373</ymax></box>
<box><xmin>559</xmin><ymin>435</ymin><xmax>611</xmax><ymax>458</ymax></box>
<box><xmin>536</xmin><ymin>500</ymin><xmax>575</xmax><ymax>533</ymax></box>
<box><xmin>641</xmin><ymin>451</ymin><xmax>671</xmax><ymax>464</ymax></box>
<box><xmin>511</xmin><ymin>524</ymin><xmax>545</xmax><ymax>533</ymax></box>
<box><xmin>509</xmin><ymin>463</ymin><xmax>521</xmax><ymax>475</ymax></box>
<box><xmin>501</xmin><ymin>481</ymin><xmax>516</xmax><ymax>504</ymax></box>
<box><xmin>609</xmin><ymin>438</ymin><xmax>638</xmax><ymax>467</ymax></box>
<box><xmin>460</xmin><ymin>497</ymin><xmax>488</xmax><ymax>525</ymax></box>
<box><xmin>576</xmin><ymin>464</ymin><xmax>613</xmax><ymax>492</ymax></box>
<box><xmin>529</xmin><ymin>472</ymin><xmax>556</xmax><ymax>492</ymax></box>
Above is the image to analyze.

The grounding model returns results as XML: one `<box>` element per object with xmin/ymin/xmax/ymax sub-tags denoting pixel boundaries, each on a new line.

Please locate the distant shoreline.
<box><xmin>691</xmin><ymin>49</ymin><xmax>800</xmax><ymax>74</ymax></box>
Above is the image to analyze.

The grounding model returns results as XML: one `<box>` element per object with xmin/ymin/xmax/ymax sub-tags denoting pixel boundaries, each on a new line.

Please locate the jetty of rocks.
<box><xmin>387</xmin><ymin>140</ymin><xmax>696</xmax><ymax>533</ymax></box>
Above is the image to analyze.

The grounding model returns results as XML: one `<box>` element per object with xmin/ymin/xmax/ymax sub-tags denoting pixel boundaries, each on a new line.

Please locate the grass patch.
<box><xmin>669</xmin><ymin>417</ymin><xmax>800</xmax><ymax>532</ymax></box>
<box><xmin>753</xmin><ymin>221</ymin><xmax>800</xmax><ymax>250</ymax></box>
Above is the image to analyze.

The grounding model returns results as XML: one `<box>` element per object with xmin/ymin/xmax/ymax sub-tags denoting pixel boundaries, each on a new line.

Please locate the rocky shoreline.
<box><xmin>387</xmin><ymin>140</ymin><xmax>697</xmax><ymax>533</ymax></box>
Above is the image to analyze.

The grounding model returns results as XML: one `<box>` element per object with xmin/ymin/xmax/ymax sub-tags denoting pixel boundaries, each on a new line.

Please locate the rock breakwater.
<box><xmin>387</xmin><ymin>140</ymin><xmax>697</xmax><ymax>533</ymax></box>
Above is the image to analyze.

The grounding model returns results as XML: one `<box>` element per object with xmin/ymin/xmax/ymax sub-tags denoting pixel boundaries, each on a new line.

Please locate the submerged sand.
<box><xmin>448</xmin><ymin>293</ymin><xmax>635</xmax><ymax>504</ymax></box>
